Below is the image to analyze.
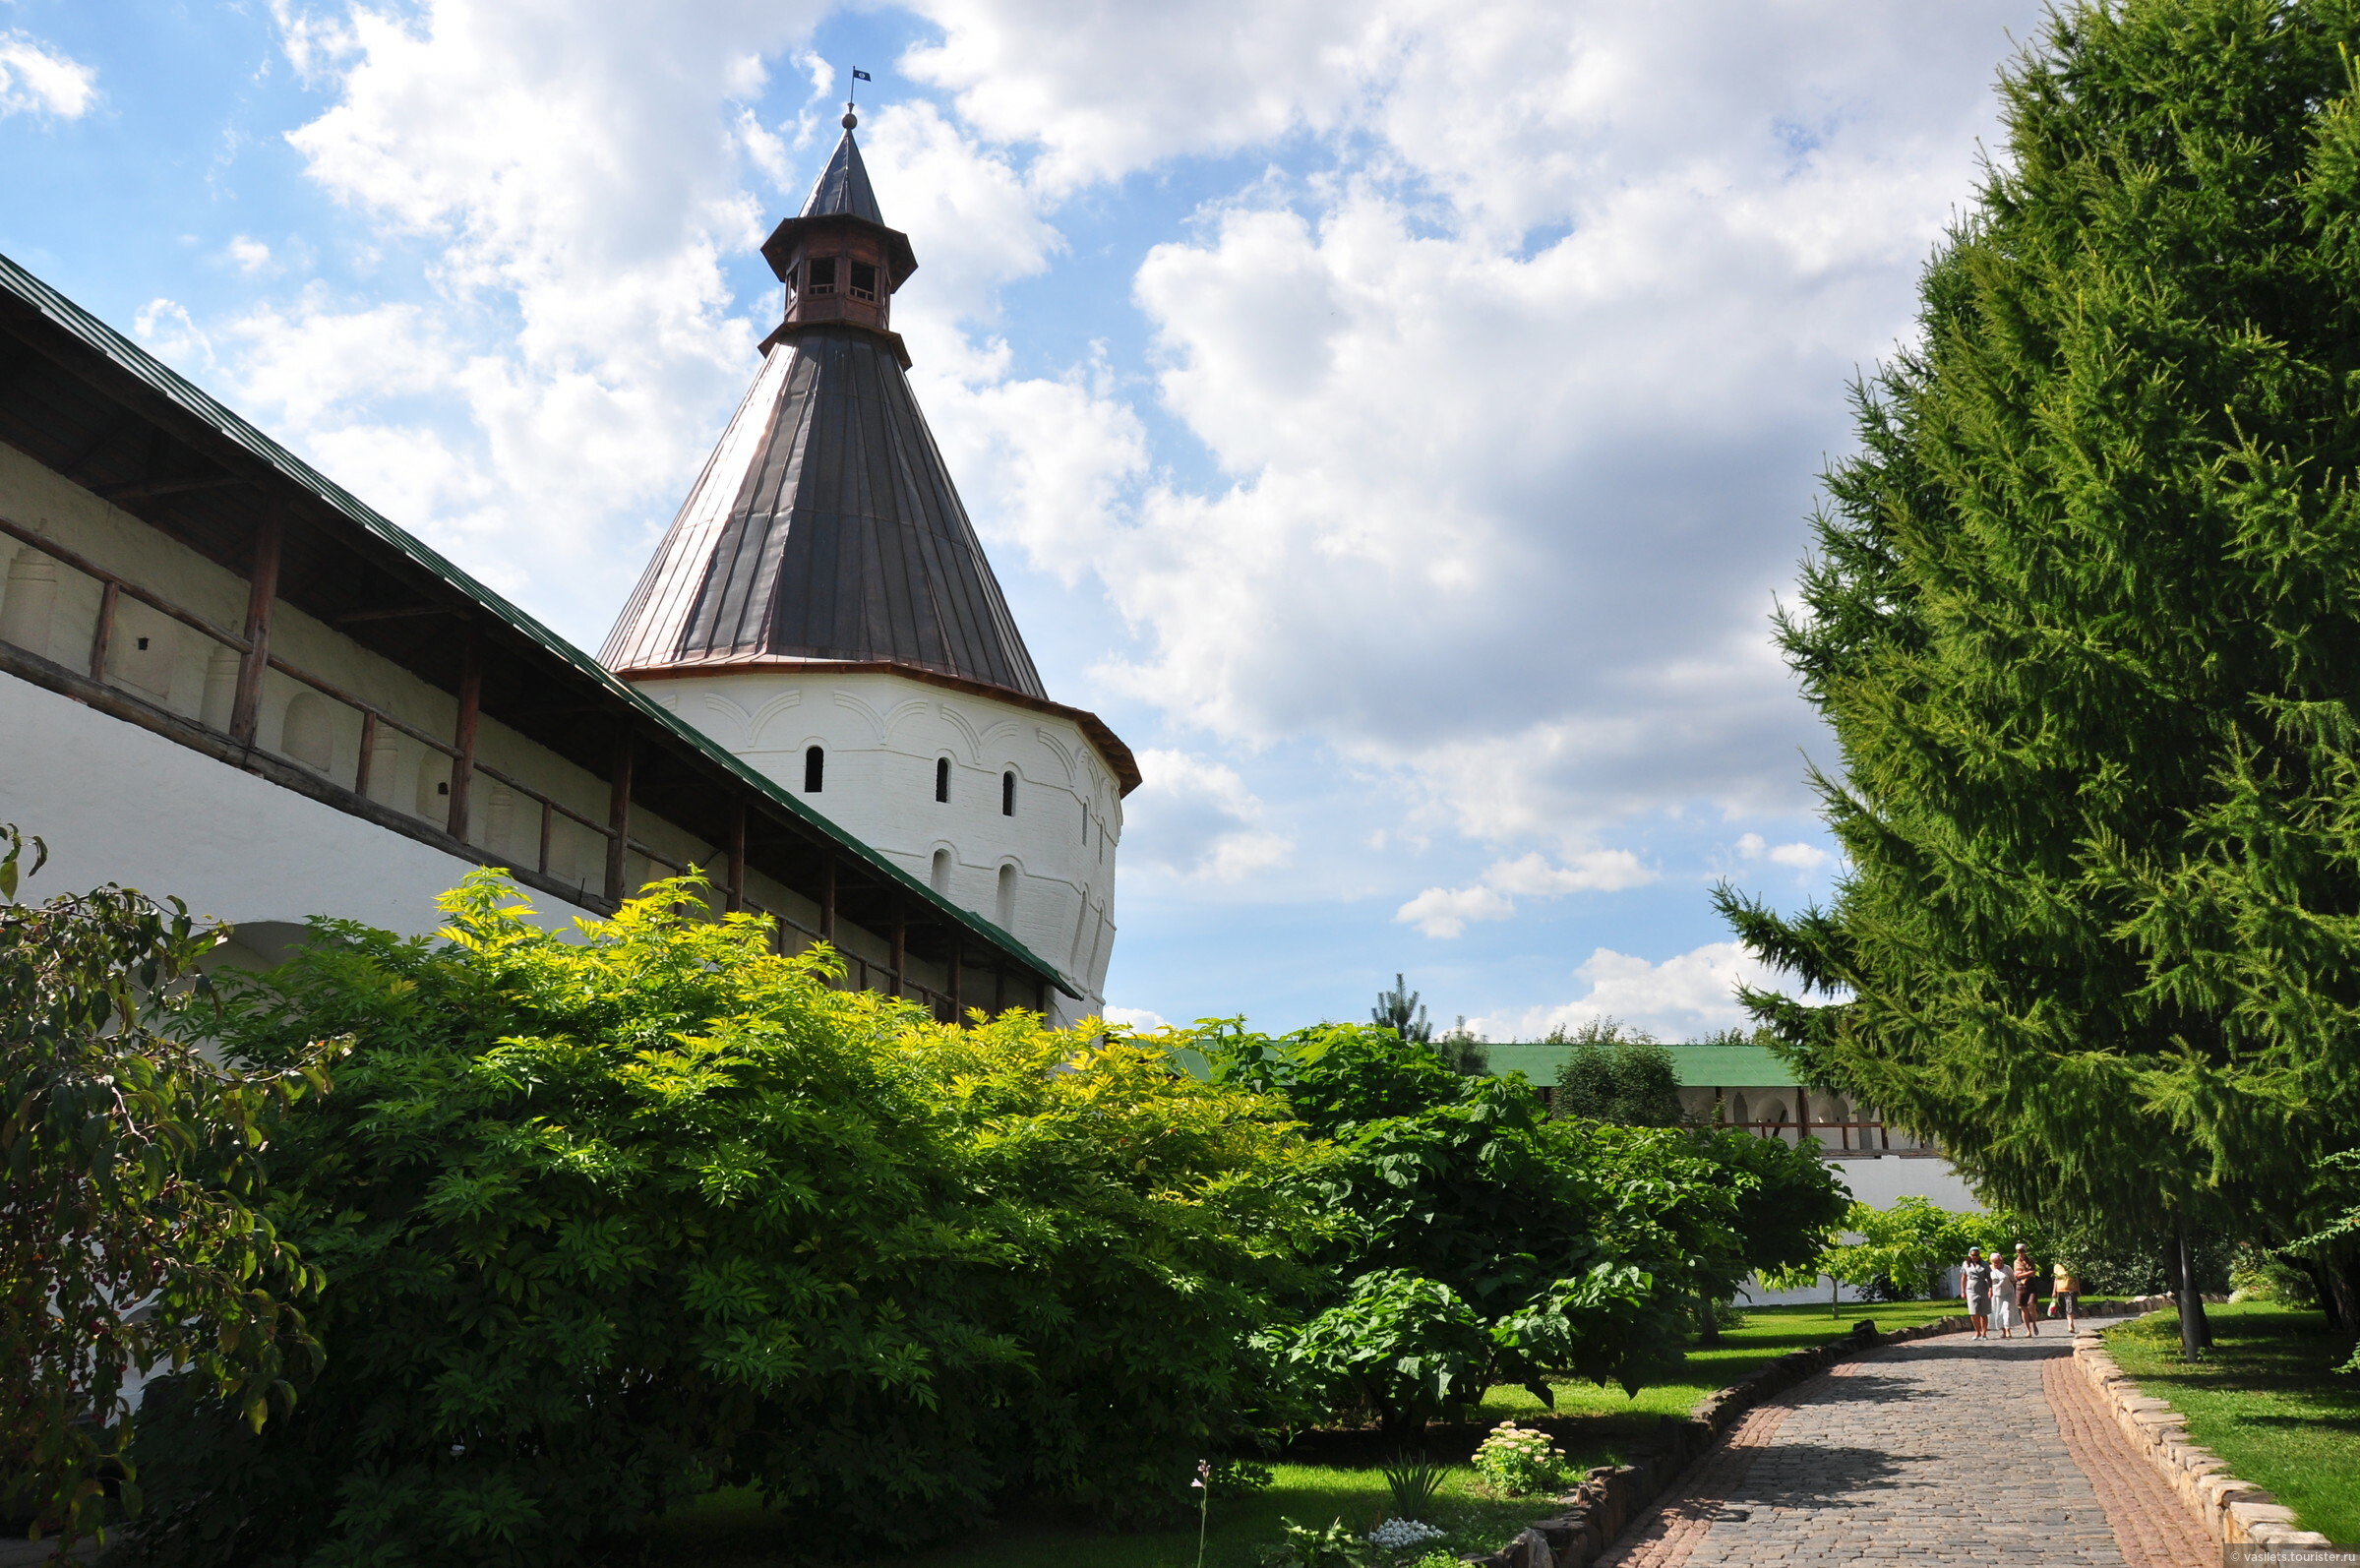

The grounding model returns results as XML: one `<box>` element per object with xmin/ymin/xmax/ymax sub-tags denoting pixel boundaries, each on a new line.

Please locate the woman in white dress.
<box><xmin>1989</xmin><ymin>1260</ymin><xmax>2021</xmax><ymax>1338</ymax></box>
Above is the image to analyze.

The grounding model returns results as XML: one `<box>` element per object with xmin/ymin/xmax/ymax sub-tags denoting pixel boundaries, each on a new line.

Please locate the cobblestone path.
<box><xmin>1597</xmin><ymin>1334</ymin><xmax>2213</xmax><ymax>1568</ymax></box>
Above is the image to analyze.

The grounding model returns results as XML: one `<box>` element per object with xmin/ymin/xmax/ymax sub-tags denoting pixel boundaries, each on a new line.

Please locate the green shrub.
<box><xmin>0</xmin><ymin>825</ymin><xmax>328</xmax><ymax>1549</ymax></box>
<box><xmin>1282</xmin><ymin>1271</ymin><xmax>1492</xmax><ymax>1433</ymax></box>
<box><xmin>1267</xmin><ymin>1516</ymin><xmax>1372</xmax><ymax>1568</ymax></box>
<box><xmin>1187</xmin><ymin>1022</ymin><xmax>1737</xmax><ymax>1415</ymax></box>
<box><xmin>1547</xmin><ymin>1021</ymin><xmax>1683</xmax><ymax>1127</ymax></box>
<box><xmin>1775</xmin><ymin>1195</ymin><xmax>1983</xmax><ymax>1300</ymax></box>
<box><xmin>125</xmin><ymin>874</ymin><xmax>1325</xmax><ymax>1565</ymax></box>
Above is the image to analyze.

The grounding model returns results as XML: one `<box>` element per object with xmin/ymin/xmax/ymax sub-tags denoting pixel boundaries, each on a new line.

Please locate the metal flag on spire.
<box><xmin>848</xmin><ymin>67</ymin><xmax>870</xmax><ymax>108</ymax></box>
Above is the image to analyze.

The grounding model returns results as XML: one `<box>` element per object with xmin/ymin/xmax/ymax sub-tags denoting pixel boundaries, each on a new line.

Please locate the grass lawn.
<box><xmin>643</xmin><ymin>1299</ymin><xmax>1985</xmax><ymax>1568</ymax></box>
<box><xmin>2103</xmin><ymin>1300</ymin><xmax>2360</xmax><ymax>1544</ymax></box>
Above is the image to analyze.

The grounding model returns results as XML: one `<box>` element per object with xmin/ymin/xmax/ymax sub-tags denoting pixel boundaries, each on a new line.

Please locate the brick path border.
<box><xmin>2041</xmin><ymin>1351</ymin><xmax>2216</xmax><ymax>1568</ymax></box>
<box><xmin>2066</xmin><ymin>1334</ymin><xmax>2332</xmax><ymax>1549</ymax></box>
<box><xmin>1455</xmin><ymin>1307</ymin><xmax>2276</xmax><ymax>1568</ymax></box>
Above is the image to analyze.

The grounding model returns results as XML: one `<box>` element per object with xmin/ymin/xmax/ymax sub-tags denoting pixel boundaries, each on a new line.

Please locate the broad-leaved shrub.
<box><xmin>127</xmin><ymin>874</ymin><xmax>1323</xmax><ymax>1566</ymax></box>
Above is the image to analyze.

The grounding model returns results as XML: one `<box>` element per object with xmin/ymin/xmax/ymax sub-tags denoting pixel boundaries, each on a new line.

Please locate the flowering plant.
<box><xmin>1471</xmin><ymin>1420</ymin><xmax>1569</xmax><ymax>1497</ymax></box>
<box><xmin>1367</xmin><ymin>1518</ymin><xmax>1447</xmax><ymax>1550</ymax></box>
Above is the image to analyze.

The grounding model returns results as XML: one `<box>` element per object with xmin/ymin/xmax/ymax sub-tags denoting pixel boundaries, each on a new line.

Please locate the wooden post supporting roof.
<box><xmin>354</xmin><ymin>710</ymin><xmax>380</xmax><ymax>798</ymax></box>
<box><xmin>228</xmin><ymin>511</ymin><xmax>281</xmax><ymax>747</ymax></box>
<box><xmin>727</xmin><ymin>803</ymin><xmax>746</xmax><ymax>913</ymax></box>
<box><xmin>87</xmin><ymin>580</ymin><xmax>117</xmax><ymax>681</ymax></box>
<box><xmin>819</xmin><ymin>850</ymin><xmax>835</xmax><ymax>940</ymax></box>
<box><xmin>446</xmin><ymin>628</ymin><xmax>482</xmax><ymax>842</ymax></box>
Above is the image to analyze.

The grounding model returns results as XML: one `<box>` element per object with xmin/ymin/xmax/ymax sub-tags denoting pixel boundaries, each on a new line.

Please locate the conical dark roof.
<box><xmin>803</xmin><ymin>128</ymin><xmax>883</xmax><ymax>223</ymax></box>
<box><xmin>601</xmin><ymin>325</ymin><xmax>1046</xmax><ymax>697</ymax></box>
<box><xmin>760</xmin><ymin>126</ymin><xmax>916</xmax><ymax>282</ymax></box>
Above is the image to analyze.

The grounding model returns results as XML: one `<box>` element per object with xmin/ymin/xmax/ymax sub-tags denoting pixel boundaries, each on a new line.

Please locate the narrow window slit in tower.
<box><xmin>805</xmin><ymin>745</ymin><xmax>824</xmax><ymax>793</ymax></box>
<box><xmin>1000</xmin><ymin>770</ymin><xmax>1015</xmax><ymax>816</ymax></box>
<box><xmin>936</xmin><ymin>756</ymin><xmax>950</xmax><ymax>803</ymax></box>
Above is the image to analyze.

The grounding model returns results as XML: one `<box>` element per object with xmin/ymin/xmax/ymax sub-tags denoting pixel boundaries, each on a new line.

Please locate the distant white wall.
<box><xmin>639</xmin><ymin>667</ymin><xmax>1119</xmax><ymax>1021</ymax></box>
<box><xmin>0</xmin><ymin>672</ymin><xmax>596</xmax><ymax>940</ymax></box>
<box><xmin>1742</xmin><ymin>1154</ymin><xmax>1983</xmax><ymax>1306</ymax></box>
<box><xmin>1830</xmin><ymin>1155</ymin><xmax>1979</xmax><ymax>1212</ymax></box>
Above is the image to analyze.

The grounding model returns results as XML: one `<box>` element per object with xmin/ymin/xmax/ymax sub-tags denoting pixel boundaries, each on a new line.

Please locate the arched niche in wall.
<box><xmin>415</xmin><ymin>754</ymin><xmax>453</xmax><ymax>826</ymax></box>
<box><xmin>201</xmin><ymin>643</ymin><xmax>239</xmax><ymax>731</ymax></box>
<box><xmin>0</xmin><ymin>547</ymin><xmax>58</xmax><ymax>658</ymax></box>
<box><xmin>280</xmin><ymin>692</ymin><xmax>333</xmax><ymax>772</ymax></box>
<box><xmin>931</xmin><ymin>847</ymin><xmax>952</xmax><ymax>894</ymax></box>
<box><xmin>996</xmin><ymin>862</ymin><xmax>1017</xmax><ymax>929</ymax></box>
<box><xmin>364</xmin><ymin>728</ymin><xmax>401</xmax><ymax>807</ymax></box>
<box><xmin>486</xmin><ymin>783</ymin><xmax>518</xmax><ymax>857</ymax></box>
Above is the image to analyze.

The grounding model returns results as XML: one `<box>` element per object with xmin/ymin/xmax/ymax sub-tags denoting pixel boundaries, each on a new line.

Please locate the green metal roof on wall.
<box><xmin>0</xmin><ymin>248</ymin><xmax>1082</xmax><ymax>999</ymax></box>
<box><xmin>1481</xmin><ymin>1041</ymin><xmax>1799</xmax><ymax>1088</ymax></box>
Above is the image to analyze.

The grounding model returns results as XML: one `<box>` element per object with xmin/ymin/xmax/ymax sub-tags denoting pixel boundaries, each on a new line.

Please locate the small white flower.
<box><xmin>1367</xmin><ymin>1517</ymin><xmax>1447</xmax><ymax>1548</ymax></box>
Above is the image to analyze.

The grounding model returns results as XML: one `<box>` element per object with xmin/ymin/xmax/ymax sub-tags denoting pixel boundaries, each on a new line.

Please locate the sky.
<box><xmin>0</xmin><ymin>0</ymin><xmax>2047</xmax><ymax>1039</ymax></box>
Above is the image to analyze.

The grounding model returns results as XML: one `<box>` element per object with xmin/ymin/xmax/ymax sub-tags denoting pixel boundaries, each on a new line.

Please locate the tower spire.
<box><xmin>756</xmin><ymin>114</ymin><xmax>915</xmax><ymax>347</ymax></box>
<box><xmin>600</xmin><ymin>122</ymin><xmax>1043</xmax><ymax>699</ymax></box>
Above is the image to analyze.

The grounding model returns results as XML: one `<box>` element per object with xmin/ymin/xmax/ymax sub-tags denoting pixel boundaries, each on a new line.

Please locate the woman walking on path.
<box><xmin>2051</xmin><ymin>1260</ymin><xmax>2082</xmax><ymax>1332</ymax></box>
<box><xmin>1963</xmin><ymin>1246</ymin><xmax>1994</xmax><ymax>1338</ymax></box>
<box><xmin>2013</xmin><ymin>1244</ymin><xmax>2041</xmax><ymax>1336</ymax></box>
<box><xmin>1991</xmin><ymin>1256</ymin><xmax>2021</xmax><ymax>1338</ymax></box>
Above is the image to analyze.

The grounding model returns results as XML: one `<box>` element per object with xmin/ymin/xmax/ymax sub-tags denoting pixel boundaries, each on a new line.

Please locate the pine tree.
<box><xmin>1372</xmin><ymin>973</ymin><xmax>1432</xmax><ymax>1045</ymax></box>
<box><xmin>1718</xmin><ymin>0</ymin><xmax>2360</xmax><ymax>1348</ymax></box>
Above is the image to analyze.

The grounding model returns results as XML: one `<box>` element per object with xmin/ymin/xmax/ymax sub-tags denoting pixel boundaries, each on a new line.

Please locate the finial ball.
<box><xmin>842</xmin><ymin>110</ymin><xmax>858</xmax><ymax>130</ymax></box>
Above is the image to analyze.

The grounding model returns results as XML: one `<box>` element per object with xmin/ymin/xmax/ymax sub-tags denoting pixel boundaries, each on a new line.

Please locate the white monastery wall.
<box><xmin>0</xmin><ymin>444</ymin><xmax>648</xmax><ymax>886</ymax></box>
<box><xmin>0</xmin><ymin>671</ymin><xmax>598</xmax><ymax>943</ymax></box>
<box><xmin>0</xmin><ymin>446</ymin><xmax>947</xmax><ymax>998</ymax></box>
<box><xmin>1827</xmin><ymin>1153</ymin><xmax>1980</xmax><ymax>1212</ymax></box>
<box><xmin>636</xmin><ymin>667</ymin><xmax>1119</xmax><ymax>1011</ymax></box>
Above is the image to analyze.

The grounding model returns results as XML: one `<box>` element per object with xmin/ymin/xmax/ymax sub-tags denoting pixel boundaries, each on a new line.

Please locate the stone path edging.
<box><xmin>2069</xmin><ymin>1332</ymin><xmax>2332</xmax><ymax>1549</ymax></box>
<box><xmin>1459</xmin><ymin>1315</ymin><xmax>1972</xmax><ymax>1568</ymax></box>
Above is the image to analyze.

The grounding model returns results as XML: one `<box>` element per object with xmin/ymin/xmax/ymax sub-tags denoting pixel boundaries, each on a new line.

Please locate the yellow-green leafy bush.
<box><xmin>126</xmin><ymin>874</ymin><xmax>1324</xmax><ymax>1566</ymax></box>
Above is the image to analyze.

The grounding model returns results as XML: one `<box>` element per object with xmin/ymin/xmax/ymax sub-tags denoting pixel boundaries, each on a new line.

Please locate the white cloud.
<box><xmin>915</xmin><ymin>346</ymin><xmax>1147</xmax><ymax>580</ymax></box>
<box><xmin>0</xmin><ymin>29</ymin><xmax>97</xmax><ymax>119</ymax></box>
<box><xmin>226</xmin><ymin>236</ymin><xmax>276</xmax><ymax>274</ymax></box>
<box><xmin>1483</xmin><ymin>850</ymin><xmax>1654</xmax><ymax>896</ymax></box>
<box><xmin>1735</xmin><ymin>831</ymin><xmax>1833</xmax><ymax>873</ymax></box>
<box><xmin>1472</xmin><ymin>940</ymin><xmax>1778</xmax><ymax>1042</ymax></box>
<box><xmin>1103</xmin><ymin>1005</ymin><xmax>1170</xmax><ymax>1034</ymax></box>
<box><xmin>133</xmin><ymin>300</ymin><xmax>211</xmax><ymax>367</ymax></box>
<box><xmin>1121</xmin><ymin>749</ymin><xmax>1292</xmax><ymax>882</ymax></box>
<box><xmin>214</xmin><ymin>0</ymin><xmax>833</xmax><ymax>624</ymax></box>
<box><xmin>888</xmin><ymin>0</ymin><xmax>2033</xmax><ymax>848</ymax></box>
<box><xmin>1396</xmin><ymin>883</ymin><xmax>1516</xmax><ymax>939</ymax></box>
<box><xmin>1396</xmin><ymin>847</ymin><xmax>1654</xmax><ymax>937</ymax></box>
<box><xmin>858</xmin><ymin>99</ymin><xmax>1062</xmax><ymax>325</ymax></box>
<box><xmin>901</xmin><ymin>0</ymin><xmax>1377</xmax><ymax>192</ymax></box>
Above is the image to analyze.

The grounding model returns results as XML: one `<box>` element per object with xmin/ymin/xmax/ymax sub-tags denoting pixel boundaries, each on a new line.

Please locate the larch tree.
<box><xmin>1717</xmin><ymin>0</ymin><xmax>2360</xmax><ymax>1357</ymax></box>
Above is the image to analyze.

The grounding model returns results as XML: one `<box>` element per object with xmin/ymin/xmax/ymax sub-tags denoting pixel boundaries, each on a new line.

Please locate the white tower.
<box><xmin>600</xmin><ymin>113</ymin><xmax>1136</xmax><ymax>1024</ymax></box>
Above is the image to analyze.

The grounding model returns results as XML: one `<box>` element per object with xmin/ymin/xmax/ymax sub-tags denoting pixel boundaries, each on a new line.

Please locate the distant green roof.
<box><xmin>1481</xmin><ymin>1042</ymin><xmax>1798</xmax><ymax>1088</ymax></box>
